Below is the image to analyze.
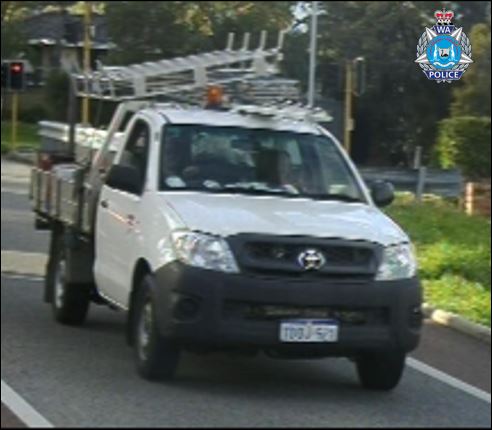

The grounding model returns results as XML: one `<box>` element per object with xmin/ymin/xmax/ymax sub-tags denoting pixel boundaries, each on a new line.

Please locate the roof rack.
<box><xmin>231</xmin><ymin>103</ymin><xmax>333</xmax><ymax>124</ymax></box>
<box><xmin>73</xmin><ymin>30</ymin><xmax>298</xmax><ymax>102</ymax></box>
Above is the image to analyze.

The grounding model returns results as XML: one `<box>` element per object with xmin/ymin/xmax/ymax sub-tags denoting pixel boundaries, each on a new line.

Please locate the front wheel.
<box><xmin>132</xmin><ymin>275</ymin><xmax>181</xmax><ymax>382</ymax></box>
<box><xmin>356</xmin><ymin>350</ymin><xmax>407</xmax><ymax>391</ymax></box>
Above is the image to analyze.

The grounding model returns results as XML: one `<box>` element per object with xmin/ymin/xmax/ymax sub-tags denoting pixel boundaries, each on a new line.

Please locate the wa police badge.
<box><xmin>415</xmin><ymin>9</ymin><xmax>473</xmax><ymax>83</ymax></box>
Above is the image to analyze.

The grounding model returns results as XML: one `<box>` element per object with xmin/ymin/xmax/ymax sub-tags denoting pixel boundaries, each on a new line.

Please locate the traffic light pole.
<box><xmin>307</xmin><ymin>1</ymin><xmax>319</xmax><ymax>108</ymax></box>
<box><xmin>82</xmin><ymin>1</ymin><xmax>92</xmax><ymax>125</ymax></box>
<box><xmin>11</xmin><ymin>93</ymin><xmax>19</xmax><ymax>153</ymax></box>
<box><xmin>344</xmin><ymin>60</ymin><xmax>353</xmax><ymax>155</ymax></box>
<box><xmin>344</xmin><ymin>57</ymin><xmax>365</xmax><ymax>155</ymax></box>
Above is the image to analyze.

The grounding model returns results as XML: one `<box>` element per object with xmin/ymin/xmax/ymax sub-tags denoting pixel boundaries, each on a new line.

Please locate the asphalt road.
<box><xmin>1</xmin><ymin>159</ymin><xmax>491</xmax><ymax>428</ymax></box>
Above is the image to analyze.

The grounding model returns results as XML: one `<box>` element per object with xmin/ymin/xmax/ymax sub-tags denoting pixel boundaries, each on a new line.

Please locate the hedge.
<box><xmin>435</xmin><ymin>116</ymin><xmax>491</xmax><ymax>180</ymax></box>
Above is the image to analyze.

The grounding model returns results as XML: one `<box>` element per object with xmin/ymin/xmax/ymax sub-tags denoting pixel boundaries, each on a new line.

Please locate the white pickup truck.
<box><xmin>30</xmin><ymin>38</ymin><xmax>422</xmax><ymax>390</ymax></box>
<box><xmin>31</xmin><ymin>101</ymin><xmax>422</xmax><ymax>390</ymax></box>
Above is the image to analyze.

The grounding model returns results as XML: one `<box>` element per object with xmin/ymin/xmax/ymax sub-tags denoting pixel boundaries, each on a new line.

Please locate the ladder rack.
<box><xmin>73</xmin><ymin>30</ymin><xmax>298</xmax><ymax>103</ymax></box>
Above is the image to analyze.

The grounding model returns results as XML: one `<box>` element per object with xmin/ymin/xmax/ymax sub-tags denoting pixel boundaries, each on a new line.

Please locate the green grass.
<box><xmin>1</xmin><ymin>122</ymin><xmax>40</xmax><ymax>154</ymax></box>
<box><xmin>386</xmin><ymin>193</ymin><xmax>491</xmax><ymax>327</ymax></box>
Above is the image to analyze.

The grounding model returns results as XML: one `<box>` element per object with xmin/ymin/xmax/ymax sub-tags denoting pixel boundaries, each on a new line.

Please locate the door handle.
<box><xmin>100</xmin><ymin>200</ymin><xmax>109</xmax><ymax>209</ymax></box>
<box><xmin>127</xmin><ymin>214</ymin><xmax>136</xmax><ymax>227</ymax></box>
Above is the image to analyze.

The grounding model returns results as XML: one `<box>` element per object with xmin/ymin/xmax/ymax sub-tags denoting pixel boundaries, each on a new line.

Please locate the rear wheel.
<box><xmin>133</xmin><ymin>275</ymin><xmax>181</xmax><ymax>381</ymax></box>
<box><xmin>356</xmin><ymin>350</ymin><xmax>407</xmax><ymax>391</ymax></box>
<box><xmin>51</xmin><ymin>234</ymin><xmax>91</xmax><ymax>326</ymax></box>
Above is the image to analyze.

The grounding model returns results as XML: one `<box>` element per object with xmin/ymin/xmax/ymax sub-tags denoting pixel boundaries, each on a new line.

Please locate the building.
<box><xmin>22</xmin><ymin>10</ymin><xmax>113</xmax><ymax>82</ymax></box>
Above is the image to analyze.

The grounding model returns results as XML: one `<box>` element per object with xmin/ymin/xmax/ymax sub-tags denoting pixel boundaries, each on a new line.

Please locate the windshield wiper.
<box><xmin>213</xmin><ymin>186</ymin><xmax>296</xmax><ymax>197</ymax></box>
<box><xmin>305</xmin><ymin>193</ymin><xmax>365</xmax><ymax>203</ymax></box>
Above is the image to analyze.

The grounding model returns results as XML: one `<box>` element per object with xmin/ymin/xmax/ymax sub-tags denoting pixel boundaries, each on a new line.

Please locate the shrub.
<box><xmin>435</xmin><ymin>116</ymin><xmax>491</xmax><ymax>179</ymax></box>
<box><xmin>44</xmin><ymin>70</ymin><xmax>71</xmax><ymax>122</ymax></box>
<box><xmin>20</xmin><ymin>105</ymin><xmax>49</xmax><ymax>123</ymax></box>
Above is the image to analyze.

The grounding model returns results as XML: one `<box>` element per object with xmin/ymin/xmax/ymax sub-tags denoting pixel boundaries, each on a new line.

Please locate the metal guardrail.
<box><xmin>359</xmin><ymin>167</ymin><xmax>464</xmax><ymax>198</ymax></box>
<box><xmin>38</xmin><ymin>121</ymin><xmax>122</xmax><ymax>163</ymax></box>
<box><xmin>38</xmin><ymin>121</ymin><xmax>108</xmax><ymax>145</ymax></box>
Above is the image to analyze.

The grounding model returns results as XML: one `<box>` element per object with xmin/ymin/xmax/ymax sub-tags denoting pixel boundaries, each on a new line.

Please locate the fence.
<box><xmin>358</xmin><ymin>167</ymin><xmax>464</xmax><ymax>199</ymax></box>
<box><xmin>464</xmin><ymin>182</ymin><xmax>491</xmax><ymax>217</ymax></box>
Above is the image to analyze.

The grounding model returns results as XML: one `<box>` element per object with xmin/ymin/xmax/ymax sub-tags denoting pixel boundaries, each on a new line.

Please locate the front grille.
<box><xmin>228</xmin><ymin>235</ymin><xmax>382</xmax><ymax>278</ymax></box>
<box><xmin>246</xmin><ymin>243</ymin><xmax>373</xmax><ymax>266</ymax></box>
<box><xmin>223</xmin><ymin>301</ymin><xmax>389</xmax><ymax>326</ymax></box>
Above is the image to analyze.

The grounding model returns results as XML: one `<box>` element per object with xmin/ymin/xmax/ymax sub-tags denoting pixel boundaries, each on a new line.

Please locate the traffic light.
<box><xmin>1</xmin><ymin>62</ymin><xmax>8</xmax><ymax>89</ymax></box>
<box><xmin>9</xmin><ymin>61</ymin><xmax>26</xmax><ymax>91</ymax></box>
<box><xmin>0</xmin><ymin>60</ymin><xmax>26</xmax><ymax>92</ymax></box>
<box><xmin>353</xmin><ymin>57</ymin><xmax>366</xmax><ymax>97</ymax></box>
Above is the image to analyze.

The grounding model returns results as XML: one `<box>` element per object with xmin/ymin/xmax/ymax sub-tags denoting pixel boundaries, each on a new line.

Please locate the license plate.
<box><xmin>280</xmin><ymin>320</ymin><xmax>339</xmax><ymax>343</ymax></box>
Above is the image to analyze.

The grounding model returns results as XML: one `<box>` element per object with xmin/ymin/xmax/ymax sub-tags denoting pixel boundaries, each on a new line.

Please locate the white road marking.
<box><xmin>408</xmin><ymin>358</ymin><xmax>491</xmax><ymax>404</ymax></box>
<box><xmin>1</xmin><ymin>380</ymin><xmax>54</xmax><ymax>428</ymax></box>
<box><xmin>1</xmin><ymin>186</ymin><xmax>29</xmax><ymax>196</ymax></box>
<box><xmin>1</xmin><ymin>209</ymin><xmax>35</xmax><ymax>224</ymax></box>
<box><xmin>1</xmin><ymin>251</ymin><xmax>47</xmax><ymax>277</ymax></box>
<box><xmin>1</xmin><ymin>273</ymin><xmax>44</xmax><ymax>283</ymax></box>
<box><xmin>0</xmin><ymin>175</ymin><xmax>30</xmax><ymax>185</ymax></box>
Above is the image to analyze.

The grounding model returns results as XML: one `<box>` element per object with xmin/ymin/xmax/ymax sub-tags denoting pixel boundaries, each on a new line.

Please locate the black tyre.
<box><xmin>356</xmin><ymin>350</ymin><xmax>407</xmax><ymax>391</ymax></box>
<box><xmin>133</xmin><ymin>275</ymin><xmax>181</xmax><ymax>381</ymax></box>
<box><xmin>52</xmin><ymin>236</ymin><xmax>91</xmax><ymax>326</ymax></box>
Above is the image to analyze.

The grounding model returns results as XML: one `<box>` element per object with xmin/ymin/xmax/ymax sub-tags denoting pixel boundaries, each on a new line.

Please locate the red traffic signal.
<box><xmin>1</xmin><ymin>60</ymin><xmax>26</xmax><ymax>92</ymax></box>
<box><xmin>11</xmin><ymin>63</ymin><xmax>23</xmax><ymax>73</ymax></box>
<box><xmin>9</xmin><ymin>61</ymin><xmax>25</xmax><ymax>91</ymax></box>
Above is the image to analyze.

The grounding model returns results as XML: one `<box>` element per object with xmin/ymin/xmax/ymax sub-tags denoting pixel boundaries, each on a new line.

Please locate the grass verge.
<box><xmin>386</xmin><ymin>194</ymin><xmax>491</xmax><ymax>327</ymax></box>
<box><xmin>1</xmin><ymin>122</ymin><xmax>40</xmax><ymax>154</ymax></box>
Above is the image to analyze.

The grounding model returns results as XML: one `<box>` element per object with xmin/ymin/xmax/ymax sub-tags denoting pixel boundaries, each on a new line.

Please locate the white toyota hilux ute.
<box><xmin>33</xmin><ymin>104</ymin><xmax>422</xmax><ymax>391</ymax></box>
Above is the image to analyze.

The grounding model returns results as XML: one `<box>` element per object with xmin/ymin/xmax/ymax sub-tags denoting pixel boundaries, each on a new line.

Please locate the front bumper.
<box><xmin>154</xmin><ymin>262</ymin><xmax>422</xmax><ymax>356</ymax></box>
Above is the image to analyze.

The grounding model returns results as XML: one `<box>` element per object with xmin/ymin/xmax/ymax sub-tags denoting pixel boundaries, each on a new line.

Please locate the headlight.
<box><xmin>376</xmin><ymin>243</ymin><xmax>418</xmax><ymax>281</ymax></box>
<box><xmin>171</xmin><ymin>231</ymin><xmax>240</xmax><ymax>274</ymax></box>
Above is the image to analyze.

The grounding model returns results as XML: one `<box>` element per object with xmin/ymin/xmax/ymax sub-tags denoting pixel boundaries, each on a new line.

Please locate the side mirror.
<box><xmin>370</xmin><ymin>180</ymin><xmax>395</xmax><ymax>208</ymax></box>
<box><xmin>106</xmin><ymin>164</ymin><xmax>143</xmax><ymax>195</ymax></box>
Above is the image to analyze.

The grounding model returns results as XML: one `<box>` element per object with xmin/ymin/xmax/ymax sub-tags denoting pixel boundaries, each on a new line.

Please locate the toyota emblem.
<box><xmin>298</xmin><ymin>249</ymin><xmax>326</xmax><ymax>271</ymax></box>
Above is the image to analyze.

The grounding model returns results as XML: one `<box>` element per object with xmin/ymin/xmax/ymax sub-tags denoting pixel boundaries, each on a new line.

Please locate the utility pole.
<box><xmin>344</xmin><ymin>60</ymin><xmax>354</xmax><ymax>154</ymax></box>
<box><xmin>11</xmin><ymin>93</ymin><xmax>19</xmax><ymax>152</ymax></box>
<box><xmin>82</xmin><ymin>1</ymin><xmax>92</xmax><ymax>125</ymax></box>
<box><xmin>344</xmin><ymin>57</ymin><xmax>365</xmax><ymax>154</ymax></box>
<box><xmin>307</xmin><ymin>1</ymin><xmax>318</xmax><ymax>107</ymax></box>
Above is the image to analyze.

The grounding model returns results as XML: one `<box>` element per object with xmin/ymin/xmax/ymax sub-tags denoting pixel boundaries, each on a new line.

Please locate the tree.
<box><xmin>1</xmin><ymin>1</ymin><xmax>79</xmax><ymax>59</ymax></box>
<box><xmin>105</xmin><ymin>2</ymin><xmax>295</xmax><ymax>65</ymax></box>
<box><xmin>283</xmin><ymin>1</ymin><xmax>490</xmax><ymax>165</ymax></box>
<box><xmin>450</xmin><ymin>22</ymin><xmax>491</xmax><ymax>117</ymax></box>
<box><xmin>1</xmin><ymin>2</ymin><xmax>28</xmax><ymax>58</ymax></box>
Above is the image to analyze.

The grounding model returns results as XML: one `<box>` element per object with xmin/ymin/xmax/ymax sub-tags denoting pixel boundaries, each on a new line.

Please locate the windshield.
<box><xmin>160</xmin><ymin>125</ymin><xmax>366</xmax><ymax>203</ymax></box>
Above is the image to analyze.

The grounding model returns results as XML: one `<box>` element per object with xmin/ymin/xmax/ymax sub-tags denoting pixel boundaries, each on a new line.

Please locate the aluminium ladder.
<box><xmin>73</xmin><ymin>31</ymin><xmax>299</xmax><ymax>103</ymax></box>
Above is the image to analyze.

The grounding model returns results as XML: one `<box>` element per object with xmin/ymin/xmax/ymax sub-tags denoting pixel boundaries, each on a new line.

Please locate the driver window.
<box><xmin>119</xmin><ymin>120</ymin><xmax>151</xmax><ymax>194</ymax></box>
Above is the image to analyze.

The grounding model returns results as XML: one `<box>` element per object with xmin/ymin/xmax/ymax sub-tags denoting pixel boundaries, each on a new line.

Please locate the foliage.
<box><xmin>307</xmin><ymin>2</ymin><xmax>445</xmax><ymax>165</ymax></box>
<box><xmin>105</xmin><ymin>2</ymin><xmax>295</xmax><ymax>64</ymax></box>
<box><xmin>1</xmin><ymin>121</ymin><xmax>40</xmax><ymax>153</ymax></box>
<box><xmin>451</xmin><ymin>23</ymin><xmax>491</xmax><ymax>118</ymax></box>
<box><xmin>386</xmin><ymin>196</ymin><xmax>491</xmax><ymax>326</ymax></box>
<box><xmin>435</xmin><ymin>116</ymin><xmax>491</xmax><ymax>179</ymax></box>
<box><xmin>18</xmin><ymin>105</ymin><xmax>49</xmax><ymax>123</ymax></box>
<box><xmin>44</xmin><ymin>70</ymin><xmax>71</xmax><ymax>122</ymax></box>
<box><xmin>1</xmin><ymin>2</ymin><xmax>28</xmax><ymax>57</ymax></box>
<box><xmin>2</xmin><ymin>1</ymin><xmax>491</xmax><ymax>168</ymax></box>
<box><xmin>288</xmin><ymin>1</ymin><xmax>491</xmax><ymax>166</ymax></box>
